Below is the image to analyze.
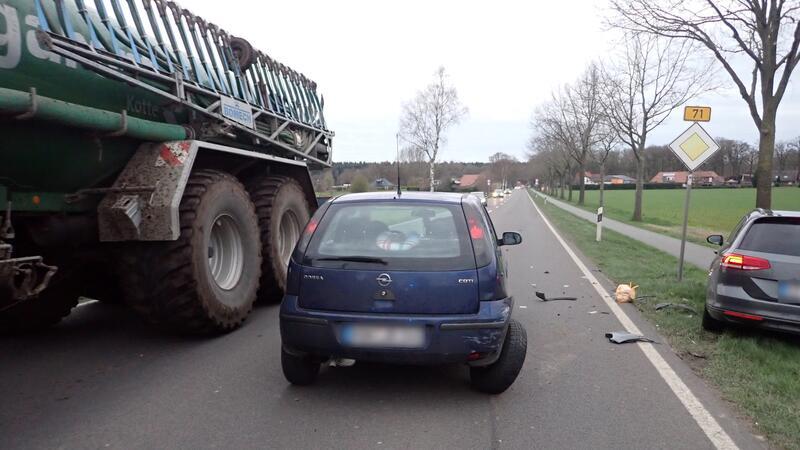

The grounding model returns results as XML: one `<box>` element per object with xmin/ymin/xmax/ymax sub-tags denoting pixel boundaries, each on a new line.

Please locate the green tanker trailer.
<box><xmin>0</xmin><ymin>0</ymin><xmax>333</xmax><ymax>333</ymax></box>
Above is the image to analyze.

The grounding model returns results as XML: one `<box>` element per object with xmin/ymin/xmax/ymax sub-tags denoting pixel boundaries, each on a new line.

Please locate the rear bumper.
<box><xmin>280</xmin><ymin>295</ymin><xmax>513</xmax><ymax>366</ymax></box>
<box><xmin>707</xmin><ymin>284</ymin><xmax>800</xmax><ymax>334</ymax></box>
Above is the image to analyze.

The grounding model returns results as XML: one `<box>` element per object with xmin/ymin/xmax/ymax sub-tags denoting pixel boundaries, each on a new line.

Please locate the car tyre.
<box><xmin>702</xmin><ymin>307</ymin><xmax>725</xmax><ymax>333</ymax></box>
<box><xmin>470</xmin><ymin>319</ymin><xmax>527</xmax><ymax>394</ymax></box>
<box><xmin>281</xmin><ymin>347</ymin><xmax>320</xmax><ymax>386</ymax></box>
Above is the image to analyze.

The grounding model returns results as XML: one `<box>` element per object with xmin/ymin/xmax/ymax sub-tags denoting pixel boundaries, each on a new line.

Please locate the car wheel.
<box><xmin>702</xmin><ymin>307</ymin><xmax>725</xmax><ymax>333</ymax></box>
<box><xmin>470</xmin><ymin>319</ymin><xmax>527</xmax><ymax>394</ymax></box>
<box><xmin>281</xmin><ymin>347</ymin><xmax>320</xmax><ymax>386</ymax></box>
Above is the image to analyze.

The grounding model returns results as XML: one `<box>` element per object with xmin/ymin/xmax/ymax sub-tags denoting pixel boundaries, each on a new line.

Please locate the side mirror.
<box><xmin>707</xmin><ymin>234</ymin><xmax>723</xmax><ymax>246</ymax></box>
<box><xmin>499</xmin><ymin>231</ymin><xmax>522</xmax><ymax>246</ymax></box>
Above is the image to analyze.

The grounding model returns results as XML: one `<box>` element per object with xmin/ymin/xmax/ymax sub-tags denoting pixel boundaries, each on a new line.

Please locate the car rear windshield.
<box><xmin>739</xmin><ymin>217</ymin><xmax>800</xmax><ymax>257</ymax></box>
<box><xmin>303</xmin><ymin>201</ymin><xmax>476</xmax><ymax>270</ymax></box>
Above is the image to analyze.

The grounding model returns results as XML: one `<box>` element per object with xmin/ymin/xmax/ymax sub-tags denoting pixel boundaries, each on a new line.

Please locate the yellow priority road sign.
<box><xmin>683</xmin><ymin>106</ymin><xmax>711</xmax><ymax>122</ymax></box>
<box><xmin>669</xmin><ymin>123</ymin><xmax>720</xmax><ymax>171</ymax></box>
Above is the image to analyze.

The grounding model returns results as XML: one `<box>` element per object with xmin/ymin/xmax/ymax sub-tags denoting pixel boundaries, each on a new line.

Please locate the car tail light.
<box><xmin>467</xmin><ymin>217</ymin><xmax>484</xmax><ymax>240</ymax></box>
<box><xmin>720</xmin><ymin>253</ymin><xmax>771</xmax><ymax>271</ymax></box>
<box><xmin>467</xmin><ymin>351</ymin><xmax>484</xmax><ymax>361</ymax></box>
<box><xmin>293</xmin><ymin>201</ymin><xmax>331</xmax><ymax>263</ymax></box>
<box><xmin>723</xmin><ymin>310</ymin><xmax>764</xmax><ymax>321</ymax></box>
<box><xmin>304</xmin><ymin>218</ymin><xmax>318</xmax><ymax>236</ymax></box>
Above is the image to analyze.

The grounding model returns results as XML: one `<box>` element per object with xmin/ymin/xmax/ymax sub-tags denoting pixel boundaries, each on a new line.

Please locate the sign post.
<box><xmin>677</xmin><ymin>173</ymin><xmax>692</xmax><ymax>281</ymax></box>
<box><xmin>596</xmin><ymin>207</ymin><xmax>603</xmax><ymax>242</ymax></box>
<box><xmin>671</xmin><ymin>109</ymin><xmax>719</xmax><ymax>281</ymax></box>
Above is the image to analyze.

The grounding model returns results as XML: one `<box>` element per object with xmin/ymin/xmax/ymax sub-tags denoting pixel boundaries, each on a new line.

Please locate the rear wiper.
<box><xmin>315</xmin><ymin>256</ymin><xmax>388</xmax><ymax>265</ymax></box>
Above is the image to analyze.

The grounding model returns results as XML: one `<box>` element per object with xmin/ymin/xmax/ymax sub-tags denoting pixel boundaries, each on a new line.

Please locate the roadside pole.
<box><xmin>670</xmin><ymin>105</ymin><xmax>718</xmax><ymax>281</ymax></box>
<box><xmin>596</xmin><ymin>206</ymin><xmax>603</xmax><ymax>242</ymax></box>
<box><xmin>677</xmin><ymin>172</ymin><xmax>692</xmax><ymax>281</ymax></box>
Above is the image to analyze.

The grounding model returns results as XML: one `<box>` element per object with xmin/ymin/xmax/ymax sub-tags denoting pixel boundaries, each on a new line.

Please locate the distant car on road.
<box><xmin>469</xmin><ymin>191</ymin><xmax>487</xmax><ymax>205</ymax></box>
<box><xmin>492</xmin><ymin>189</ymin><xmax>504</xmax><ymax>198</ymax></box>
<box><xmin>280</xmin><ymin>192</ymin><xmax>526</xmax><ymax>393</ymax></box>
<box><xmin>503</xmin><ymin>188</ymin><xmax>512</xmax><ymax>195</ymax></box>
<box><xmin>704</xmin><ymin>209</ymin><xmax>800</xmax><ymax>335</ymax></box>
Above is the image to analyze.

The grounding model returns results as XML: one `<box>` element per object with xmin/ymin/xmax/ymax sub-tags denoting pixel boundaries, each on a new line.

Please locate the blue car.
<box><xmin>280</xmin><ymin>191</ymin><xmax>527</xmax><ymax>393</ymax></box>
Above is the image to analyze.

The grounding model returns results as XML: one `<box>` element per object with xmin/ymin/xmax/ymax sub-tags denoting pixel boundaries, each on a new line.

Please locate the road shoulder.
<box><xmin>525</xmin><ymin>190</ymin><xmax>768</xmax><ymax>450</ymax></box>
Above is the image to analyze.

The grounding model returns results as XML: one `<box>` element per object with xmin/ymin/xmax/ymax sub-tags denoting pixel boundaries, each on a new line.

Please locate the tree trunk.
<box><xmin>559</xmin><ymin>177</ymin><xmax>565</xmax><ymax>199</ymax></box>
<box><xmin>755</xmin><ymin>111</ymin><xmax>776</xmax><ymax>208</ymax></box>
<box><xmin>568</xmin><ymin>182</ymin><xmax>573</xmax><ymax>202</ymax></box>
<box><xmin>578</xmin><ymin>162</ymin><xmax>586</xmax><ymax>205</ymax></box>
<box><xmin>599</xmin><ymin>162</ymin><xmax>605</xmax><ymax>208</ymax></box>
<box><xmin>633</xmin><ymin>153</ymin><xmax>645</xmax><ymax>222</ymax></box>
<box><xmin>429</xmin><ymin>160</ymin><xmax>435</xmax><ymax>192</ymax></box>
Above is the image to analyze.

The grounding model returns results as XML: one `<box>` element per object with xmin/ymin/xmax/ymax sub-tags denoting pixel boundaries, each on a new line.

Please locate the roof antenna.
<box><xmin>395</xmin><ymin>133</ymin><xmax>402</xmax><ymax>198</ymax></box>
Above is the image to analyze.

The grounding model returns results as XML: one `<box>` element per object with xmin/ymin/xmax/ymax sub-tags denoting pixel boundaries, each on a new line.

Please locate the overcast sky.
<box><xmin>191</xmin><ymin>0</ymin><xmax>800</xmax><ymax>162</ymax></box>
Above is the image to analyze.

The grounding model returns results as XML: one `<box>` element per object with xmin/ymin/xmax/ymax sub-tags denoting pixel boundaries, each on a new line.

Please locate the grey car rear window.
<box><xmin>739</xmin><ymin>218</ymin><xmax>800</xmax><ymax>257</ymax></box>
<box><xmin>304</xmin><ymin>201</ymin><xmax>476</xmax><ymax>270</ymax></box>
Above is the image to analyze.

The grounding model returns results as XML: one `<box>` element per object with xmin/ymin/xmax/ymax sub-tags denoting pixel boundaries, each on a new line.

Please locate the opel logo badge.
<box><xmin>376</xmin><ymin>273</ymin><xmax>392</xmax><ymax>287</ymax></box>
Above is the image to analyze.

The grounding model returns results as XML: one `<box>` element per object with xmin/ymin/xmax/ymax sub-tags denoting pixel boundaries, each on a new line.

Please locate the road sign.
<box><xmin>683</xmin><ymin>106</ymin><xmax>711</xmax><ymax>122</ymax></box>
<box><xmin>669</xmin><ymin>123</ymin><xmax>720</xmax><ymax>171</ymax></box>
<box><xmin>670</xmin><ymin>122</ymin><xmax>719</xmax><ymax>281</ymax></box>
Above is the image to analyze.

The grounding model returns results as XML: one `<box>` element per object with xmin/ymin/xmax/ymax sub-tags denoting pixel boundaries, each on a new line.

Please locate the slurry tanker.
<box><xmin>0</xmin><ymin>0</ymin><xmax>333</xmax><ymax>333</ymax></box>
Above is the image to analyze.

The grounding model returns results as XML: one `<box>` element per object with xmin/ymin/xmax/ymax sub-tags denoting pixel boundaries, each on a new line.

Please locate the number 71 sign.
<box><xmin>683</xmin><ymin>106</ymin><xmax>711</xmax><ymax>122</ymax></box>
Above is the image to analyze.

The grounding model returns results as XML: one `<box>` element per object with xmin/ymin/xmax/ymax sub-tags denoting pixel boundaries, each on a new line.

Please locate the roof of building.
<box><xmin>649</xmin><ymin>171</ymin><xmax>723</xmax><ymax>183</ymax></box>
<box><xmin>605</xmin><ymin>174</ymin><xmax>637</xmax><ymax>182</ymax></box>
<box><xmin>457</xmin><ymin>174</ymin><xmax>482</xmax><ymax>188</ymax></box>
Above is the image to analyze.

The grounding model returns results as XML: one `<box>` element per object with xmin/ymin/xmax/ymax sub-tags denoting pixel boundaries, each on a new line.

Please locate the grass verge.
<box><xmin>557</xmin><ymin>187</ymin><xmax>800</xmax><ymax>247</ymax></box>
<box><xmin>531</xmin><ymin>192</ymin><xmax>800</xmax><ymax>449</ymax></box>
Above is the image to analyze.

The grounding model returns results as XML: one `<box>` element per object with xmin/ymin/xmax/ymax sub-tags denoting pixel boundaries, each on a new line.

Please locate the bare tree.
<box><xmin>567</xmin><ymin>65</ymin><xmax>605</xmax><ymax>205</ymax></box>
<box><xmin>601</xmin><ymin>33</ymin><xmax>708</xmax><ymax>221</ymax></box>
<box><xmin>527</xmin><ymin>134</ymin><xmax>570</xmax><ymax>198</ymax></box>
<box><xmin>610</xmin><ymin>0</ymin><xmax>800</xmax><ymax>208</ymax></box>
<box><xmin>595</xmin><ymin>122</ymin><xmax>620</xmax><ymax>207</ymax></box>
<box><xmin>489</xmin><ymin>152</ymin><xmax>518</xmax><ymax>189</ymax></box>
<box><xmin>532</xmin><ymin>65</ymin><xmax>604</xmax><ymax>205</ymax></box>
<box><xmin>774</xmin><ymin>141</ymin><xmax>791</xmax><ymax>184</ymax></box>
<box><xmin>790</xmin><ymin>136</ymin><xmax>800</xmax><ymax>183</ymax></box>
<box><xmin>399</xmin><ymin>67</ymin><xmax>468</xmax><ymax>192</ymax></box>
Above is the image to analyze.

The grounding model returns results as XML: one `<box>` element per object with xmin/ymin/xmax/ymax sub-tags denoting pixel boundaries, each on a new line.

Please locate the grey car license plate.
<box><xmin>778</xmin><ymin>281</ymin><xmax>800</xmax><ymax>302</ymax></box>
<box><xmin>341</xmin><ymin>324</ymin><xmax>425</xmax><ymax>348</ymax></box>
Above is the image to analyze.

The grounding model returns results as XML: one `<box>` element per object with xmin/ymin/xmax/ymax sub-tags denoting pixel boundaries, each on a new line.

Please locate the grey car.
<box><xmin>704</xmin><ymin>209</ymin><xmax>800</xmax><ymax>334</ymax></box>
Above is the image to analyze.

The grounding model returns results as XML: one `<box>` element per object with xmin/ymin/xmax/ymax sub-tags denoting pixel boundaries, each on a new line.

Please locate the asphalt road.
<box><xmin>1</xmin><ymin>191</ymin><xmax>765</xmax><ymax>449</ymax></box>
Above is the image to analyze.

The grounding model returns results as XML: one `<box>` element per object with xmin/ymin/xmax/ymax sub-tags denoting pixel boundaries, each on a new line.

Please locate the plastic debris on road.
<box><xmin>535</xmin><ymin>291</ymin><xmax>577</xmax><ymax>302</ymax></box>
<box><xmin>605</xmin><ymin>331</ymin><xmax>656</xmax><ymax>344</ymax></box>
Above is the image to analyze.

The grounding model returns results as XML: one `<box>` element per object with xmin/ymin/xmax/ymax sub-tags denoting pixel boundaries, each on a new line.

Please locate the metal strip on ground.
<box><xmin>526</xmin><ymin>191</ymin><xmax>738</xmax><ymax>450</ymax></box>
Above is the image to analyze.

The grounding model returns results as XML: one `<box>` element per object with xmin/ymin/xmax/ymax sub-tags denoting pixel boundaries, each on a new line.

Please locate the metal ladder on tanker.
<box><xmin>32</xmin><ymin>0</ymin><xmax>332</xmax><ymax>167</ymax></box>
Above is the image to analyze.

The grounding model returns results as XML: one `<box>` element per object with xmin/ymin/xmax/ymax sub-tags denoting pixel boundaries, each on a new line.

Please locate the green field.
<box><xmin>533</xmin><ymin>193</ymin><xmax>800</xmax><ymax>449</ymax></box>
<box><xmin>563</xmin><ymin>187</ymin><xmax>800</xmax><ymax>244</ymax></box>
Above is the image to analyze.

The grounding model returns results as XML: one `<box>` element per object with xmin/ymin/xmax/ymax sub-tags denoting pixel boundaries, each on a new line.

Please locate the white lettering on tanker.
<box><xmin>25</xmin><ymin>15</ymin><xmax>78</xmax><ymax>68</ymax></box>
<box><xmin>221</xmin><ymin>96</ymin><xmax>254</xmax><ymax>129</ymax></box>
<box><xmin>25</xmin><ymin>16</ymin><xmax>58</xmax><ymax>64</ymax></box>
<box><xmin>0</xmin><ymin>5</ymin><xmax>21</xmax><ymax>69</ymax></box>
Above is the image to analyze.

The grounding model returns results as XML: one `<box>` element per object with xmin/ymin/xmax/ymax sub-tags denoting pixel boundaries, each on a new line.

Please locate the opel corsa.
<box><xmin>280</xmin><ymin>192</ymin><xmax>527</xmax><ymax>394</ymax></box>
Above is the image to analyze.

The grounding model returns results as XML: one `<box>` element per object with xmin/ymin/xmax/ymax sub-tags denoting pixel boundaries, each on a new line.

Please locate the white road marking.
<box><xmin>526</xmin><ymin>192</ymin><xmax>738</xmax><ymax>450</ymax></box>
<box><xmin>76</xmin><ymin>299</ymin><xmax>99</xmax><ymax>308</ymax></box>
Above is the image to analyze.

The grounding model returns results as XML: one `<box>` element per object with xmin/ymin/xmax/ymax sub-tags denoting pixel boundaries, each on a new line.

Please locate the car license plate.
<box><xmin>340</xmin><ymin>324</ymin><xmax>425</xmax><ymax>348</ymax></box>
<box><xmin>778</xmin><ymin>281</ymin><xmax>800</xmax><ymax>302</ymax></box>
